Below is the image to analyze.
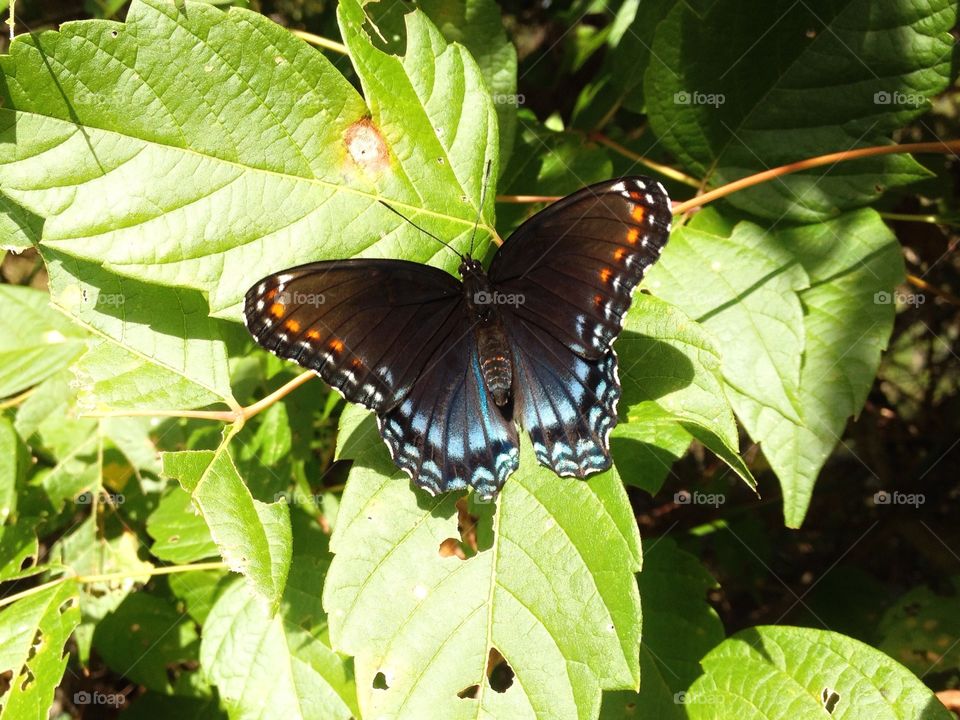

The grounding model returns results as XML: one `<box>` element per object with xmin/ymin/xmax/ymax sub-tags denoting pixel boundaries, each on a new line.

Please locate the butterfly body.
<box><xmin>460</xmin><ymin>256</ymin><xmax>514</xmax><ymax>407</ymax></box>
<box><xmin>244</xmin><ymin>176</ymin><xmax>672</xmax><ymax>499</ymax></box>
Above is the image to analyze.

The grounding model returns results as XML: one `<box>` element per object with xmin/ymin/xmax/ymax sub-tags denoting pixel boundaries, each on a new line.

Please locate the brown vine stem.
<box><xmin>907</xmin><ymin>274</ymin><xmax>960</xmax><ymax>306</ymax></box>
<box><xmin>0</xmin><ymin>561</ymin><xmax>230</xmax><ymax>610</ymax></box>
<box><xmin>81</xmin><ymin>371</ymin><xmax>316</xmax><ymax>426</ymax></box>
<box><xmin>672</xmin><ymin>140</ymin><xmax>960</xmax><ymax>215</ymax></box>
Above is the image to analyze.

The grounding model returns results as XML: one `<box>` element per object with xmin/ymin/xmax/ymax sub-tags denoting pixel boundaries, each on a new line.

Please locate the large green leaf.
<box><xmin>0</xmin><ymin>286</ymin><xmax>85</xmax><ymax>399</ymax></box>
<box><xmin>753</xmin><ymin>211</ymin><xmax>902</xmax><ymax>526</ymax></box>
<box><xmin>685</xmin><ymin>626</ymin><xmax>953</xmax><ymax>719</ymax></box>
<box><xmin>648</xmin><ymin>221</ymin><xmax>810</xmax><ymax>423</ymax></box>
<box><xmin>162</xmin><ymin>443</ymin><xmax>292</xmax><ymax>610</ymax></box>
<box><xmin>44</xmin><ymin>251</ymin><xmax>236</xmax><ymax>411</ymax></box>
<box><xmin>146</xmin><ymin>484</ymin><xmax>219</xmax><ymax>564</ymax></box>
<box><xmin>645</xmin><ymin>0</ymin><xmax>956</xmax><ymax>221</ymax></box>
<box><xmin>326</xmin><ymin>424</ymin><xmax>642</xmax><ymax>719</ymax></box>
<box><xmin>618</xmin><ymin>294</ymin><xmax>754</xmax><ymax>489</ymax></box>
<box><xmin>601</xmin><ymin>537</ymin><xmax>724</xmax><ymax>718</ymax></box>
<box><xmin>0</xmin><ymin>0</ymin><xmax>497</xmax><ymax>318</ymax></box>
<box><xmin>0</xmin><ymin>581</ymin><xmax>81</xmax><ymax>719</ymax></box>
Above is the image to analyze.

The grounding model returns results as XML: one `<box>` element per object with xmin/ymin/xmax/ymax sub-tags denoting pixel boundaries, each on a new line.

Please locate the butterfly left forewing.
<box><xmin>244</xmin><ymin>259</ymin><xmax>462</xmax><ymax>413</ymax></box>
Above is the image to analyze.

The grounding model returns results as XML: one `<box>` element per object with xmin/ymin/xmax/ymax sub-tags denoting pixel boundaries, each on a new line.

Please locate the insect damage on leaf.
<box><xmin>344</xmin><ymin>118</ymin><xmax>390</xmax><ymax>174</ymax></box>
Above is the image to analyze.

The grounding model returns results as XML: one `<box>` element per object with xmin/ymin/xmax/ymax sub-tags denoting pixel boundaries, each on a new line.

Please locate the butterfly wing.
<box><xmin>378</xmin><ymin>319</ymin><xmax>519</xmax><ymax>498</ymax></box>
<box><xmin>504</xmin><ymin>311</ymin><xmax>619</xmax><ymax>477</ymax></box>
<box><xmin>244</xmin><ymin>259</ymin><xmax>463</xmax><ymax>413</ymax></box>
<box><xmin>489</xmin><ymin>176</ymin><xmax>672</xmax><ymax>359</ymax></box>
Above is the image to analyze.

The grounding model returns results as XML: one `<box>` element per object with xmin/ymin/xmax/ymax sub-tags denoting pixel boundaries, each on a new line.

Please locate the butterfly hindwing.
<box><xmin>505</xmin><ymin>312</ymin><xmax>620</xmax><ymax>477</ymax></box>
<box><xmin>378</xmin><ymin>323</ymin><xmax>520</xmax><ymax>498</ymax></box>
<box><xmin>244</xmin><ymin>259</ymin><xmax>462</xmax><ymax>413</ymax></box>
<box><xmin>489</xmin><ymin>176</ymin><xmax>671</xmax><ymax>359</ymax></box>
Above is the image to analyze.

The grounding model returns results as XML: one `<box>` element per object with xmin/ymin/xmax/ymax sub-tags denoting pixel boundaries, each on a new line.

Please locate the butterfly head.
<box><xmin>458</xmin><ymin>255</ymin><xmax>484</xmax><ymax>279</ymax></box>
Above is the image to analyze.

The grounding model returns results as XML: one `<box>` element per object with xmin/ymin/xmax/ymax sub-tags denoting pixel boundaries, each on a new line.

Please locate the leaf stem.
<box><xmin>907</xmin><ymin>274</ymin><xmax>960</xmax><ymax>306</ymax></box>
<box><xmin>590</xmin><ymin>132</ymin><xmax>701</xmax><ymax>188</ymax></box>
<box><xmin>290</xmin><ymin>29</ymin><xmax>349</xmax><ymax>55</ymax></box>
<box><xmin>80</xmin><ymin>372</ymin><xmax>315</xmax><ymax>424</ymax></box>
<box><xmin>0</xmin><ymin>561</ymin><xmax>229</xmax><ymax>609</ymax></box>
<box><xmin>672</xmin><ymin>140</ymin><xmax>960</xmax><ymax>215</ymax></box>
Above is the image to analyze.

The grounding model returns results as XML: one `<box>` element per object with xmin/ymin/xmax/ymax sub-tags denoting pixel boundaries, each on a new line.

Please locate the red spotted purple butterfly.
<box><xmin>244</xmin><ymin>177</ymin><xmax>672</xmax><ymax>500</ymax></box>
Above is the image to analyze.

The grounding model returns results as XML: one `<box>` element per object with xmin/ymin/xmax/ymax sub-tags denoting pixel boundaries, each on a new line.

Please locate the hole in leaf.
<box><xmin>57</xmin><ymin>598</ymin><xmax>75</xmax><ymax>615</ymax></box>
<box><xmin>20</xmin><ymin>554</ymin><xmax>35</xmax><ymax>571</ymax></box>
<box><xmin>457</xmin><ymin>684</ymin><xmax>479</xmax><ymax>699</ymax></box>
<box><xmin>486</xmin><ymin>648</ymin><xmax>514</xmax><ymax>693</ymax></box>
<box><xmin>821</xmin><ymin>687</ymin><xmax>840</xmax><ymax>713</ymax></box>
<box><xmin>372</xmin><ymin>672</ymin><xmax>389</xmax><ymax>690</ymax></box>
<box><xmin>19</xmin><ymin>668</ymin><xmax>35</xmax><ymax>691</ymax></box>
<box><xmin>110</xmin><ymin>30</ymin><xmax>118</xmax><ymax>38</ymax></box>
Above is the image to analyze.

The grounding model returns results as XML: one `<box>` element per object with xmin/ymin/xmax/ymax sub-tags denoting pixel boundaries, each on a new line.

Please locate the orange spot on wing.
<box><xmin>631</xmin><ymin>206</ymin><xmax>645</xmax><ymax>222</ymax></box>
<box><xmin>351</xmin><ymin>358</ymin><xmax>363</xmax><ymax>369</ymax></box>
<box><xmin>594</xmin><ymin>293</ymin><xmax>605</xmax><ymax>307</ymax></box>
<box><xmin>629</xmin><ymin>191</ymin><xmax>641</xmax><ymax>200</ymax></box>
<box><xmin>265</xmin><ymin>288</ymin><xmax>277</xmax><ymax>301</ymax></box>
<box><xmin>626</xmin><ymin>228</ymin><xmax>640</xmax><ymax>245</ymax></box>
<box><xmin>329</xmin><ymin>338</ymin><xmax>345</xmax><ymax>353</ymax></box>
<box><xmin>305</xmin><ymin>329</ymin><xmax>321</xmax><ymax>341</ymax></box>
<box><xmin>614</xmin><ymin>248</ymin><xmax>626</xmax><ymax>262</ymax></box>
<box><xmin>285</xmin><ymin>319</ymin><xmax>301</xmax><ymax>332</ymax></box>
<box><xmin>600</xmin><ymin>267</ymin><xmax>613</xmax><ymax>283</ymax></box>
<box><xmin>269</xmin><ymin>303</ymin><xmax>285</xmax><ymax>318</ymax></box>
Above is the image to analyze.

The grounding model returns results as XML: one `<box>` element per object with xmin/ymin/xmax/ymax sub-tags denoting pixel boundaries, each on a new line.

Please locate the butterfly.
<box><xmin>244</xmin><ymin>176</ymin><xmax>672</xmax><ymax>500</ymax></box>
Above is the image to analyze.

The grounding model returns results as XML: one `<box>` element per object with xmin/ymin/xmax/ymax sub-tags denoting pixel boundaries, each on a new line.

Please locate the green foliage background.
<box><xmin>0</xmin><ymin>0</ymin><xmax>958</xmax><ymax>718</ymax></box>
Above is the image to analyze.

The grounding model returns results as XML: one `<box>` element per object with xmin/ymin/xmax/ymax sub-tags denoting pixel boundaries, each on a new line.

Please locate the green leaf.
<box><xmin>2</xmin><ymin>0</ymin><xmax>496</xmax><ymax>318</ymax></box>
<box><xmin>0</xmin><ymin>417</ymin><xmax>28</xmax><ymax>523</ymax></box>
<box><xmin>416</xmin><ymin>0</ymin><xmax>518</xmax><ymax>165</ymax></box>
<box><xmin>600</xmin><ymin>537</ymin><xmax>724</xmax><ymax>717</ymax></box>
<box><xmin>751</xmin><ymin>210</ymin><xmax>902</xmax><ymax>526</ymax></box>
<box><xmin>168</xmin><ymin>569</ymin><xmax>230</xmax><ymax>626</ymax></box>
<box><xmin>0</xmin><ymin>523</ymin><xmax>39</xmax><ymax>582</ymax></box>
<box><xmin>609</xmin><ymin>420</ymin><xmax>691</xmax><ymax>495</ymax></box>
<box><xmin>645</xmin><ymin>0</ymin><xmax>956</xmax><ymax>221</ymax></box>
<box><xmin>648</xmin><ymin>221</ymin><xmax>811</xmax><ymax>424</ymax></box>
<box><xmin>878</xmin><ymin>580</ymin><xmax>960</xmax><ymax>677</ymax></box>
<box><xmin>685</xmin><ymin>626</ymin><xmax>953</xmax><ymax>719</ymax></box>
<box><xmin>45</xmin><ymin>252</ymin><xmax>237</xmax><ymax>411</ymax></box>
<box><xmin>93</xmin><ymin>592</ymin><xmax>200</xmax><ymax>692</ymax></box>
<box><xmin>618</xmin><ymin>294</ymin><xmax>754</xmax><ymax>489</ymax></box>
<box><xmin>146</xmin><ymin>485</ymin><xmax>219</xmax><ymax>564</ymax></box>
<box><xmin>0</xmin><ymin>581</ymin><xmax>81</xmax><ymax>719</ymax></box>
<box><xmin>49</xmin><ymin>516</ymin><xmax>154</xmax><ymax>663</ymax></box>
<box><xmin>324</xmin><ymin>429</ymin><xmax>642</xmax><ymax>719</ymax></box>
<box><xmin>162</xmin><ymin>444</ymin><xmax>292</xmax><ymax>610</ymax></box>
<box><xmin>201</xmin><ymin>578</ymin><xmax>356</xmax><ymax>720</ymax></box>
<box><xmin>0</xmin><ymin>286</ymin><xmax>85</xmax><ymax>399</ymax></box>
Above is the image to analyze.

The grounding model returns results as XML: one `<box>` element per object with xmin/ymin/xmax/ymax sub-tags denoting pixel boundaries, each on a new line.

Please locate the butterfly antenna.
<box><xmin>468</xmin><ymin>159</ymin><xmax>493</xmax><ymax>258</ymax></box>
<box><xmin>378</xmin><ymin>200</ymin><xmax>464</xmax><ymax>260</ymax></box>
